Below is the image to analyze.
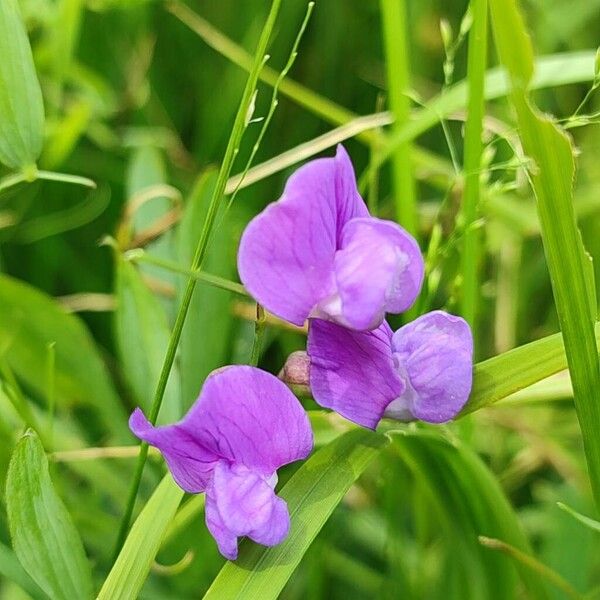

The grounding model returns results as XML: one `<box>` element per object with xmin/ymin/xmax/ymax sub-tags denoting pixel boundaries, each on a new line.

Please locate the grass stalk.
<box><xmin>112</xmin><ymin>0</ymin><xmax>283</xmax><ymax>558</ymax></box>
<box><xmin>379</xmin><ymin>0</ymin><xmax>418</xmax><ymax>237</ymax></box>
<box><xmin>460</xmin><ymin>0</ymin><xmax>488</xmax><ymax>334</ymax></box>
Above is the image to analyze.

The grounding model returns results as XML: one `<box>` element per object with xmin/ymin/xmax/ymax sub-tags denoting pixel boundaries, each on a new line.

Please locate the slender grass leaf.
<box><xmin>392</xmin><ymin>431</ymin><xmax>549</xmax><ymax>599</ymax></box>
<box><xmin>557</xmin><ymin>502</ymin><xmax>600</xmax><ymax>534</ymax></box>
<box><xmin>6</xmin><ymin>430</ymin><xmax>94</xmax><ymax>600</ymax></box>
<box><xmin>178</xmin><ymin>169</ymin><xmax>238</xmax><ymax>405</ymax></box>
<box><xmin>97</xmin><ymin>474</ymin><xmax>184</xmax><ymax>600</ymax></box>
<box><xmin>380</xmin><ymin>0</ymin><xmax>418</xmax><ymax>236</ymax></box>
<box><xmin>461</xmin><ymin>322</ymin><xmax>600</xmax><ymax>415</ymax></box>
<box><xmin>204</xmin><ymin>429</ymin><xmax>388</xmax><ymax>600</ymax></box>
<box><xmin>489</xmin><ymin>0</ymin><xmax>600</xmax><ymax>506</ymax></box>
<box><xmin>460</xmin><ymin>0</ymin><xmax>488</xmax><ymax>330</ymax></box>
<box><xmin>0</xmin><ymin>0</ymin><xmax>45</xmax><ymax>169</ymax></box>
<box><xmin>114</xmin><ymin>256</ymin><xmax>181</xmax><ymax>423</ymax></box>
<box><xmin>0</xmin><ymin>274</ymin><xmax>129</xmax><ymax>440</ymax></box>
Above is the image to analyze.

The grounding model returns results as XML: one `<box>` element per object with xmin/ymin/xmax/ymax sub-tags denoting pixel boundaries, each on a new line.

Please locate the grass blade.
<box><xmin>98</xmin><ymin>475</ymin><xmax>184</xmax><ymax>600</ymax></box>
<box><xmin>489</xmin><ymin>0</ymin><xmax>600</xmax><ymax>507</ymax></box>
<box><xmin>380</xmin><ymin>0</ymin><xmax>418</xmax><ymax>236</ymax></box>
<box><xmin>461</xmin><ymin>322</ymin><xmax>600</xmax><ymax>415</ymax></box>
<box><xmin>460</xmin><ymin>0</ymin><xmax>488</xmax><ymax>331</ymax></box>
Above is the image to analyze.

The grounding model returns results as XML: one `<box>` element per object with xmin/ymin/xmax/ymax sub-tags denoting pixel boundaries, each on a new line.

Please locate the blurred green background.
<box><xmin>1</xmin><ymin>0</ymin><xmax>600</xmax><ymax>598</ymax></box>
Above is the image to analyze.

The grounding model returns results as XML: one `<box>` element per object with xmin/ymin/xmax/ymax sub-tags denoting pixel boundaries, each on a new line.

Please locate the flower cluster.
<box><xmin>129</xmin><ymin>146</ymin><xmax>473</xmax><ymax>560</ymax></box>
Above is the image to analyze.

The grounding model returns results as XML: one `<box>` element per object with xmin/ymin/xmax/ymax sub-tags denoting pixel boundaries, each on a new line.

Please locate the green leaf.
<box><xmin>178</xmin><ymin>169</ymin><xmax>238</xmax><ymax>406</ymax></box>
<box><xmin>204</xmin><ymin>429</ymin><xmax>389</xmax><ymax>600</ymax></box>
<box><xmin>462</xmin><ymin>322</ymin><xmax>600</xmax><ymax>415</ymax></box>
<box><xmin>97</xmin><ymin>474</ymin><xmax>184</xmax><ymax>600</ymax></box>
<box><xmin>0</xmin><ymin>541</ymin><xmax>47</xmax><ymax>600</ymax></box>
<box><xmin>114</xmin><ymin>255</ymin><xmax>181</xmax><ymax>423</ymax></box>
<box><xmin>126</xmin><ymin>146</ymin><xmax>177</xmax><ymax>294</ymax></box>
<box><xmin>489</xmin><ymin>0</ymin><xmax>600</xmax><ymax>507</ymax></box>
<box><xmin>0</xmin><ymin>0</ymin><xmax>45</xmax><ymax>169</ymax></box>
<box><xmin>557</xmin><ymin>502</ymin><xmax>600</xmax><ymax>534</ymax></box>
<box><xmin>392</xmin><ymin>431</ymin><xmax>549</xmax><ymax>599</ymax></box>
<box><xmin>0</xmin><ymin>273</ymin><xmax>129</xmax><ymax>440</ymax></box>
<box><xmin>6</xmin><ymin>430</ymin><xmax>94</xmax><ymax>600</ymax></box>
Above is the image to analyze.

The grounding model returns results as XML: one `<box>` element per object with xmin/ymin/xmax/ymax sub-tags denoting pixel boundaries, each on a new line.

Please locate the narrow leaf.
<box><xmin>0</xmin><ymin>0</ymin><xmax>45</xmax><ymax>169</ymax></box>
<box><xmin>6</xmin><ymin>430</ymin><xmax>94</xmax><ymax>600</ymax></box>
<box><xmin>204</xmin><ymin>429</ymin><xmax>389</xmax><ymax>600</ymax></box>
<box><xmin>97</xmin><ymin>474</ymin><xmax>184</xmax><ymax>600</ymax></box>
<box><xmin>489</xmin><ymin>0</ymin><xmax>600</xmax><ymax>506</ymax></box>
<box><xmin>557</xmin><ymin>502</ymin><xmax>600</xmax><ymax>534</ymax></box>
<box><xmin>462</xmin><ymin>323</ymin><xmax>600</xmax><ymax>415</ymax></box>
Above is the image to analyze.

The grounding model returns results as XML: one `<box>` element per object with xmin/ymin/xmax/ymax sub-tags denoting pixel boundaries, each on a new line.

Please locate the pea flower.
<box><xmin>306</xmin><ymin>311</ymin><xmax>473</xmax><ymax>429</ymax></box>
<box><xmin>129</xmin><ymin>366</ymin><xmax>313</xmax><ymax>560</ymax></box>
<box><xmin>238</xmin><ymin>145</ymin><xmax>424</xmax><ymax>331</ymax></box>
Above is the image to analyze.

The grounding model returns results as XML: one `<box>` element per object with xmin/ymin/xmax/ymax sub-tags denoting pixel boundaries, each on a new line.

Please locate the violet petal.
<box><xmin>327</xmin><ymin>217</ymin><xmax>424</xmax><ymax>330</ymax></box>
<box><xmin>237</xmin><ymin>145</ymin><xmax>368</xmax><ymax>326</ymax></box>
<box><xmin>390</xmin><ymin>310</ymin><xmax>473</xmax><ymax>423</ymax></box>
<box><xmin>129</xmin><ymin>366</ymin><xmax>313</xmax><ymax>492</ymax></box>
<box><xmin>205</xmin><ymin>461</ymin><xmax>289</xmax><ymax>561</ymax></box>
<box><xmin>307</xmin><ymin>318</ymin><xmax>405</xmax><ymax>429</ymax></box>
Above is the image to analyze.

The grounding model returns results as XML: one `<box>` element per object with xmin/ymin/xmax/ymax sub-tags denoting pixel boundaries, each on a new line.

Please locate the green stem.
<box><xmin>460</xmin><ymin>0</ymin><xmax>488</xmax><ymax>335</ymax></box>
<box><xmin>380</xmin><ymin>0</ymin><xmax>418</xmax><ymax>238</ymax></box>
<box><xmin>35</xmin><ymin>170</ymin><xmax>96</xmax><ymax>188</ymax></box>
<box><xmin>249</xmin><ymin>304</ymin><xmax>266</xmax><ymax>367</ymax></box>
<box><xmin>166</xmin><ymin>1</ymin><xmax>364</xmax><ymax>140</ymax></box>
<box><xmin>479</xmin><ymin>536</ymin><xmax>584</xmax><ymax>600</ymax></box>
<box><xmin>112</xmin><ymin>0</ymin><xmax>283</xmax><ymax>559</ymax></box>
<box><xmin>125</xmin><ymin>250</ymin><xmax>248</xmax><ymax>296</ymax></box>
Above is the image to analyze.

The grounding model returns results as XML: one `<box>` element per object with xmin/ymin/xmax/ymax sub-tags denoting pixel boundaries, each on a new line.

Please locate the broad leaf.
<box><xmin>6</xmin><ymin>430</ymin><xmax>94</xmax><ymax>600</ymax></box>
<box><xmin>0</xmin><ymin>0</ymin><xmax>45</xmax><ymax>169</ymax></box>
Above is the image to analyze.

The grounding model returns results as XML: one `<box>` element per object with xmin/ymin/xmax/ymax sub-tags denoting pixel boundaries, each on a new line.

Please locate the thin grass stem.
<box><xmin>112</xmin><ymin>0</ymin><xmax>283</xmax><ymax>559</ymax></box>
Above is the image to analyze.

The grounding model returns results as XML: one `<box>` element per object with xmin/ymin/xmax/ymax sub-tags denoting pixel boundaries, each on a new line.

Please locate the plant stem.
<box><xmin>249</xmin><ymin>304</ymin><xmax>266</xmax><ymax>366</ymax></box>
<box><xmin>460</xmin><ymin>0</ymin><xmax>488</xmax><ymax>336</ymax></box>
<box><xmin>380</xmin><ymin>0</ymin><xmax>418</xmax><ymax>238</ymax></box>
<box><xmin>479</xmin><ymin>536</ymin><xmax>583</xmax><ymax>599</ymax></box>
<box><xmin>125</xmin><ymin>250</ymin><xmax>248</xmax><ymax>296</ymax></box>
<box><xmin>166</xmin><ymin>1</ymin><xmax>364</xmax><ymax>140</ymax></box>
<box><xmin>112</xmin><ymin>0</ymin><xmax>283</xmax><ymax>559</ymax></box>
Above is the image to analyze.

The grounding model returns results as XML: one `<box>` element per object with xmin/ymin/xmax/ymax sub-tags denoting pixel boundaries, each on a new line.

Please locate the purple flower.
<box><xmin>238</xmin><ymin>145</ymin><xmax>424</xmax><ymax>330</ymax></box>
<box><xmin>307</xmin><ymin>311</ymin><xmax>473</xmax><ymax>429</ymax></box>
<box><xmin>129</xmin><ymin>366</ymin><xmax>313</xmax><ymax>560</ymax></box>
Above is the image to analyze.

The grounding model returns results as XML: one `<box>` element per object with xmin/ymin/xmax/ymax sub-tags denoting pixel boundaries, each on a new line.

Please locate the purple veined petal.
<box><xmin>307</xmin><ymin>318</ymin><xmax>405</xmax><ymax>429</ymax></box>
<box><xmin>129</xmin><ymin>366</ymin><xmax>313</xmax><ymax>491</ymax></box>
<box><xmin>129</xmin><ymin>408</ymin><xmax>219</xmax><ymax>493</ymax></box>
<box><xmin>389</xmin><ymin>310</ymin><xmax>473</xmax><ymax>423</ymax></box>
<box><xmin>321</xmin><ymin>217</ymin><xmax>424</xmax><ymax>331</ymax></box>
<box><xmin>205</xmin><ymin>461</ymin><xmax>290</xmax><ymax>560</ymax></box>
<box><xmin>237</xmin><ymin>145</ymin><xmax>368</xmax><ymax>326</ymax></box>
